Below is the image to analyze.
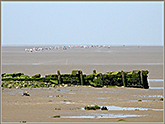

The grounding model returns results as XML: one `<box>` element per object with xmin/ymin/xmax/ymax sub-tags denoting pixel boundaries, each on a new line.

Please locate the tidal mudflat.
<box><xmin>2</xmin><ymin>46</ymin><xmax>163</xmax><ymax>122</ymax></box>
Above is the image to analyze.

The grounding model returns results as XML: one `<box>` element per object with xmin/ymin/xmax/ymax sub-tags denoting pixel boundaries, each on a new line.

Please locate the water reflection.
<box><xmin>60</xmin><ymin>113</ymin><xmax>147</xmax><ymax>119</ymax></box>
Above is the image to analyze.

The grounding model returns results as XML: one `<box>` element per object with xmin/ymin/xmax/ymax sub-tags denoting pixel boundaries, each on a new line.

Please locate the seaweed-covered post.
<box><xmin>142</xmin><ymin>70</ymin><xmax>149</xmax><ymax>89</ymax></box>
<box><xmin>121</xmin><ymin>70</ymin><xmax>127</xmax><ymax>87</ymax></box>
<box><xmin>140</xmin><ymin>70</ymin><xmax>149</xmax><ymax>89</ymax></box>
<box><xmin>57</xmin><ymin>70</ymin><xmax>61</xmax><ymax>85</ymax></box>
<box><xmin>93</xmin><ymin>70</ymin><xmax>96</xmax><ymax>75</ymax></box>
<box><xmin>140</xmin><ymin>71</ymin><xmax>143</xmax><ymax>86</ymax></box>
<box><xmin>80</xmin><ymin>70</ymin><xmax>84</xmax><ymax>85</ymax></box>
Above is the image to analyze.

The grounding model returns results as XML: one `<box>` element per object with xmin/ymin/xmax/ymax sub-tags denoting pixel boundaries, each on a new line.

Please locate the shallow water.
<box><xmin>149</xmin><ymin>87</ymin><xmax>163</xmax><ymax>89</ymax></box>
<box><xmin>60</xmin><ymin>113</ymin><xmax>147</xmax><ymax>119</ymax></box>
<box><xmin>96</xmin><ymin>97</ymin><xmax>112</xmax><ymax>99</ymax></box>
<box><xmin>129</xmin><ymin>100</ymin><xmax>163</xmax><ymax>102</ymax></box>
<box><xmin>147</xmin><ymin>95</ymin><xmax>163</xmax><ymax>97</ymax></box>
<box><xmin>80</xmin><ymin>105</ymin><xmax>163</xmax><ymax>111</ymax></box>
<box><xmin>47</xmin><ymin>95</ymin><xmax>67</xmax><ymax>98</ymax></box>
<box><xmin>132</xmin><ymin>94</ymin><xmax>163</xmax><ymax>98</ymax></box>
<box><xmin>148</xmin><ymin>79</ymin><xmax>164</xmax><ymax>82</ymax></box>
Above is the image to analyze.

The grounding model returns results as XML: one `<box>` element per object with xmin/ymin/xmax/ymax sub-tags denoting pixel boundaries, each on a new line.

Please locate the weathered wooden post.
<box><xmin>140</xmin><ymin>70</ymin><xmax>143</xmax><ymax>86</ymax></box>
<box><xmin>121</xmin><ymin>70</ymin><xmax>127</xmax><ymax>87</ymax></box>
<box><xmin>140</xmin><ymin>70</ymin><xmax>149</xmax><ymax>89</ymax></box>
<box><xmin>93</xmin><ymin>70</ymin><xmax>96</xmax><ymax>75</ymax></box>
<box><xmin>57</xmin><ymin>70</ymin><xmax>61</xmax><ymax>85</ymax></box>
<box><xmin>142</xmin><ymin>70</ymin><xmax>149</xmax><ymax>89</ymax></box>
<box><xmin>80</xmin><ymin>70</ymin><xmax>84</xmax><ymax>85</ymax></box>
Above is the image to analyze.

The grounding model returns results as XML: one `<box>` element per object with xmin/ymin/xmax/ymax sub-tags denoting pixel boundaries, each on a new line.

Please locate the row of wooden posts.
<box><xmin>1</xmin><ymin>69</ymin><xmax>149</xmax><ymax>89</ymax></box>
<box><xmin>56</xmin><ymin>70</ymin><xmax>149</xmax><ymax>89</ymax></box>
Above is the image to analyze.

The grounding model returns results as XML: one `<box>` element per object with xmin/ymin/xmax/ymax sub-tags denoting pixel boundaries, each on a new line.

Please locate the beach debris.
<box><xmin>84</xmin><ymin>105</ymin><xmax>108</xmax><ymax>110</ymax></box>
<box><xmin>101</xmin><ymin>106</ymin><xmax>108</xmax><ymax>110</ymax></box>
<box><xmin>84</xmin><ymin>105</ymin><xmax>101</xmax><ymax>110</ymax></box>
<box><xmin>22</xmin><ymin>91</ymin><xmax>30</xmax><ymax>96</ymax></box>
<box><xmin>52</xmin><ymin>115</ymin><xmax>60</xmax><ymax>118</ymax></box>
<box><xmin>118</xmin><ymin>119</ymin><xmax>125</xmax><ymax>121</ymax></box>
<box><xmin>20</xmin><ymin>121</ymin><xmax>27</xmax><ymax>123</ymax></box>
<box><xmin>160</xmin><ymin>98</ymin><xmax>163</xmax><ymax>101</ymax></box>
<box><xmin>55</xmin><ymin>108</ymin><xmax>61</xmax><ymax>110</ymax></box>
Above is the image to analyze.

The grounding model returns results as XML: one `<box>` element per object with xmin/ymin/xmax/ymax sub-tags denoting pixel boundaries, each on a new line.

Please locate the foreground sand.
<box><xmin>2</xmin><ymin>86</ymin><xmax>163</xmax><ymax>122</ymax></box>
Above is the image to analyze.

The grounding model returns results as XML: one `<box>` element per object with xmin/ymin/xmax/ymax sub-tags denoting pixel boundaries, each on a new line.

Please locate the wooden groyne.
<box><xmin>1</xmin><ymin>70</ymin><xmax>149</xmax><ymax>89</ymax></box>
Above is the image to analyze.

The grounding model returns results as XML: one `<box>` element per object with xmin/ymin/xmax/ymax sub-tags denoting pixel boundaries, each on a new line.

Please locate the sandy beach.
<box><xmin>2</xmin><ymin>46</ymin><xmax>164</xmax><ymax>122</ymax></box>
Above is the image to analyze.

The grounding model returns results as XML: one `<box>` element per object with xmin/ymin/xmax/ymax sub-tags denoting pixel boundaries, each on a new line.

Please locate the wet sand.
<box><xmin>2</xmin><ymin>87</ymin><xmax>163</xmax><ymax>122</ymax></box>
<box><xmin>2</xmin><ymin>46</ymin><xmax>164</xmax><ymax>122</ymax></box>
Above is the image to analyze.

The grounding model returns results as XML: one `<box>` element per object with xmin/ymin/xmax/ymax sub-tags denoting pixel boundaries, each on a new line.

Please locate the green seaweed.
<box><xmin>31</xmin><ymin>74</ymin><xmax>41</xmax><ymax>78</ymax></box>
<box><xmin>118</xmin><ymin>119</ymin><xmax>125</xmax><ymax>121</ymax></box>
<box><xmin>22</xmin><ymin>92</ymin><xmax>30</xmax><ymax>96</ymax></box>
<box><xmin>55</xmin><ymin>108</ymin><xmax>61</xmax><ymax>110</ymax></box>
<box><xmin>84</xmin><ymin>105</ymin><xmax>101</xmax><ymax>110</ymax></box>
<box><xmin>101</xmin><ymin>106</ymin><xmax>108</xmax><ymax>110</ymax></box>
<box><xmin>160</xmin><ymin>98</ymin><xmax>163</xmax><ymax>101</ymax></box>
<box><xmin>52</xmin><ymin>115</ymin><xmax>60</xmax><ymax>118</ymax></box>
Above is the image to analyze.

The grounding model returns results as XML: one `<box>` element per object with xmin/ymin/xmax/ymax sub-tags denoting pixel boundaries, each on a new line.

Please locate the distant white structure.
<box><xmin>24</xmin><ymin>45</ymin><xmax>112</xmax><ymax>53</ymax></box>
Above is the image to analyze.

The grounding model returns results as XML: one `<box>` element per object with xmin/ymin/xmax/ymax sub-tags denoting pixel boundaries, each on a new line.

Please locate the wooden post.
<box><xmin>143</xmin><ymin>75</ymin><xmax>149</xmax><ymax>89</ymax></box>
<box><xmin>57</xmin><ymin>70</ymin><xmax>61</xmax><ymax>85</ymax></box>
<box><xmin>93</xmin><ymin>70</ymin><xmax>96</xmax><ymax>75</ymax></box>
<box><xmin>80</xmin><ymin>71</ymin><xmax>84</xmax><ymax>85</ymax></box>
<box><xmin>122</xmin><ymin>71</ymin><xmax>127</xmax><ymax>87</ymax></box>
<box><xmin>140</xmin><ymin>71</ymin><xmax>143</xmax><ymax>86</ymax></box>
<box><xmin>142</xmin><ymin>70</ymin><xmax>149</xmax><ymax>89</ymax></box>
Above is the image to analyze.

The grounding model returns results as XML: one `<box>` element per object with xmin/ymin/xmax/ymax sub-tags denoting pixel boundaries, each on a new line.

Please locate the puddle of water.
<box><xmin>65</xmin><ymin>102</ymin><xmax>73</xmax><ymax>104</ymax></box>
<box><xmin>68</xmin><ymin>92</ymin><xmax>75</xmax><ymax>94</ymax></box>
<box><xmin>47</xmin><ymin>95</ymin><xmax>66</xmax><ymax>97</ymax></box>
<box><xmin>95</xmin><ymin>97</ymin><xmax>112</xmax><ymax>99</ymax></box>
<box><xmin>80</xmin><ymin>105</ymin><xmax>163</xmax><ymax>111</ymax></box>
<box><xmin>148</xmin><ymin>79</ymin><xmax>163</xmax><ymax>82</ymax></box>
<box><xmin>148</xmin><ymin>95</ymin><xmax>163</xmax><ymax>98</ymax></box>
<box><xmin>61</xmin><ymin>101</ymin><xmax>74</xmax><ymax>104</ymax></box>
<box><xmin>129</xmin><ymin>100</ymin><xmax>162</xmax><ymax>102</ymax></box>
<box><xmin>60</xmin><ymin>113</ymin><xmax>147</xmax><ymax>119</ymax></box>
<box><xmin>149</xmin><ymin>87</ymin><xmax>163</xmax><ymax>89</ymax></box>
<box><xmin>61</xmin><ymin>116</ymin><xmax>95</xmax><ymax>118</ymax></box>
<box><xmin>97</xmin><ymin>114</ymin><xmax>145</xmax><ymax>119</ymax></box>
<box><xmin>48</xmin><ymin>96</ymin><xmax>54</xmax><ymax>97</ymax></box>
<box><xmin>133</xmin><ymin>95</ymin><xmax>163</xmax><ymax>98</ymax></box>
<box><xmin>105</xmin><ymin>106</ymin><xmax>163</xmax><ymax>111</ymax></box>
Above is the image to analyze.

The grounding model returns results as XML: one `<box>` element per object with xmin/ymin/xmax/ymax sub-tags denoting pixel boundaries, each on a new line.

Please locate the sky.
<box><xmin>1</xmin><ymin>2</ymin><xmax>164</xmax><ymax>46</ymax></box>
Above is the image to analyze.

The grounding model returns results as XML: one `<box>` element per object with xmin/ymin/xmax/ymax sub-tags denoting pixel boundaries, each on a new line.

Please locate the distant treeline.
<box><xmin>1</xmin><ymin>70</ymin><xmax>149</xmax><ymax>89</ymax></box>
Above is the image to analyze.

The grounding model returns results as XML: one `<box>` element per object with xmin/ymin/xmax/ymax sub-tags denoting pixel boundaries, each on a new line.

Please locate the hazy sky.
<box><xmin>1</xmin><ymin>2</ymin><xmax>164</xmax><ymax>46</ymax></box>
